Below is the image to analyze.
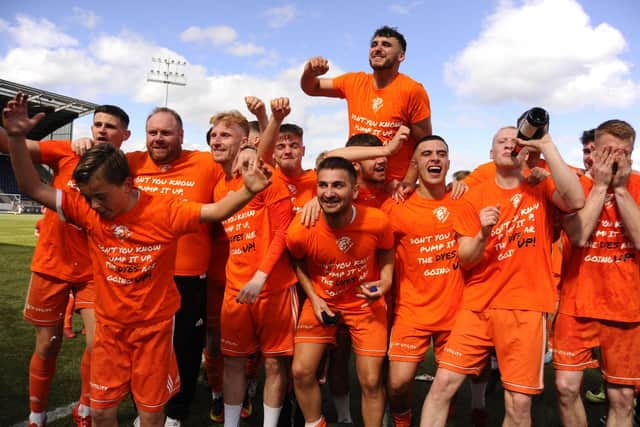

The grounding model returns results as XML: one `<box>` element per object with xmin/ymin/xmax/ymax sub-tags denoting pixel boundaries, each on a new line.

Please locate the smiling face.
<box><xmin>368</xmin><ymin>35</ymin><xmax>405</xmax><ymax>71</ymax></box>
<box><xmin>317</xmin><ymin>168</ymin><xmax>358</xmax><ymax>217</ymax></box>
<box><xmin>356</xmin><ymin>156</ymin><xmax>387</xmax><ymax>185</ymax></box>
<box><xmin>414</xmin><ymin>138</ymin><xmax>450</xmax><ymax>187</ymax></box>
<box><xmin>209</xmin><ymin>121</ymin><xmax>247</xmax><ymax>166</ymax></box>
<box><xmin>145</xmin><ymin>111</ymin><xmax>183</xmax><ymax>164</ymax></box>
<box><xmin>91</xmin><ymin>112</ymin><xmax>130</xmax><ymax>148</ymax></box>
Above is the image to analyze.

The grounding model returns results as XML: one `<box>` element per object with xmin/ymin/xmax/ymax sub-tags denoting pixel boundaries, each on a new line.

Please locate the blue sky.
<box><xmin>1</xmin><ymin>0</ymin><xmax>639</xmax><ymax>175</ymax></box>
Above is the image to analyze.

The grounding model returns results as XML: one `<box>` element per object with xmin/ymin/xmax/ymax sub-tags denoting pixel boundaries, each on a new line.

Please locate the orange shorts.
<box><xmin>206</xmin><ymin>279</ymin><xmax>225</xmax><ymax>328</ymax></box>
<box><xmin>553</xmin><ymin>313</ymin><xmax>640</xmax><ymax>386</ymax></box>
<box><xmin>388</xmin><ymin>316</ymin><xmax>450</xmax><ymax>363</ymax></box>
<box><xmin>24</xmin><ymin>272</ymin><xmax>95</xmax><ymax>326</ymax></box>
<box><xmin>438</xmin><ymin>308</ymin><xmax>546</xmax><ymax>395</ymax></box>
<box><xmin>90</xmin><ymin>317</ymin><xmax>180</xmax><ymax>411</ymax></box>
<box><xmin>295</xmin><ymin>299</ymin><xmax>388</xmax><ymax>357</ymax></box>
<box><xmin>220</xmin><ymin>286</ymin><xmax>297</xmax><ymax>357</ymax></box>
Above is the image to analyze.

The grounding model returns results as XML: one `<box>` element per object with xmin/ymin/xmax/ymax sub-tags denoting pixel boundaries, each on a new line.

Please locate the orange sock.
<box><xmin>392</xmin><ymin>410</ymin><xmax>412</xmax><ymax>427</ymax></box>
<box><xmin>79</xmin><ymin>349</ymin><xmax>91</xmax><ymax>406</ymax></box>
<box><xmin>204</xmin><ymin>350</ymin><xmax>224</xmax><ymax>394</ymax></box>
<box><xmin>29</xmin><ymin>353</ymin><xmax>56</xmax><ymax>412</ymax></box>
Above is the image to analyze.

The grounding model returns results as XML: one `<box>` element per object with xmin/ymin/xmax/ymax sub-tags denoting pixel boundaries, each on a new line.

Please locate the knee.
<box><xmin>505</xmin><ymin>392</ymin><xmax>531</xmax><ymax>420</ymax></box>
<box><xmin>428</xmin><ymin>371</ymin><xmax>463</xmax><ymax>402</ymax></box>
<box><xmin>358</xmin><ymin>372</ymin><xmax>382</xmax><ymax>397</ymax></box>
<box><xmin>35</xmin><ymin>336</ymin><xmax>62</xmax><ymax>359</ymax></box>
<box><xmin>555</xmin><ymin>374</ymin><xmax>581</xmax><ymax>400</ymax></box>
<box><xmin>263</xmin><ymin>357</ymin><xmax>286</xmax><ymax>378</ymax></box>
<box><xmin>387</xmin><ymin>375</ymin><xmax>411</xmax><ymax>399</ymax></box>
<box><xmin>224</xmin><ymin>357</ymin><xmax>246</xmax><ymax>374</ymax></box>
<box><xmin>292</xmin><ymin>360</ymin><xmax>316</xmax><ymax>385</ymax></box>
<box><xmin>607</xmin><ymin>385</ymin><xmax>635</xmax><ymax>409</ymax></box>
<box><xmin>91</xmin><ymin>408</ymin><xmax>113</xmax><ymax>424</ymax></box>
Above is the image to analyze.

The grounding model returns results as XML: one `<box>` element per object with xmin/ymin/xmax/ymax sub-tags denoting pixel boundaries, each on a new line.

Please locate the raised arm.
<box><xmin>244</xmin><ymin>96</ymin><xmax>268</xmax><ymax>132</ymax></box>
<box><xmin>2</xmin><ymin>93</ymin><xmax>55</xmax><ymax>209</ymax></box>
<box><xmin>0</xmin><ymin>124</ymin><xmax>42</xmax><ymax>162</ymax></box>
<box><xmin>256</xmin><ymin>97</ymin><xmax>291</xmax><ymax>166</ymax></box>
<box><xmin>200</xmin><ymin>159</ymin><xmax>271</xmax><ymax>223</ymax></box>
<box><xmin>519</xmin><ymin>134</ymin><xmax>584</xmax><ymax>212</ymax></box>
<box><xmin>325</xmin><ymin>125</ymin><xmax>410</xmax><ymax>162</ymax></box>
<box><xmin>300</xmin><ymin>56</ymin><xmax>341</xmax><ymax>98</ymax></box>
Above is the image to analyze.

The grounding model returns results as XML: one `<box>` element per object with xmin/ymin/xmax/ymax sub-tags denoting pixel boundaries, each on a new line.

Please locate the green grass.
<box><xmin>0</xmin><ymin>214</ymin><xmax>609</xmax><ymax>426</ymax></box>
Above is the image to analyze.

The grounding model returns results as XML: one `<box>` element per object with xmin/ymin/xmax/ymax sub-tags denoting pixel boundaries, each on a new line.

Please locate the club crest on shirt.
<box><xmin>371</xmin><ymin>97</ymin><xmax>383</xmax><ymax>113</ymax></box>
<box><xmin>510</xmin><ymin>193</ymin><xmax>522</xmax><ymax>208</ymax></box>
<box><xmin>159</xmin><ymin>164</ymin><xmax>172</xmax><ymax>172</ymax></box>
<box><xmin>336</xmin><ymin>236</ymin><xmax>354</xmax><ymax>253</ymax></box>
<box><xmin>604</xmin><ymin>192</ymin><xmax>615</xmax><ymax>208</ymax></box>
<box><xmin>287</xmin><ymin>184</ymin><xmax>298</xmax><ymax>195</ymax></box>
<box><xmin>112</xmin><ymin>225</ymin><xmax>132</xmax><ymax>240</ymax></box>
<box><xmin>433</xmin><ymin>206</ymin><xmax>450</xmax><ymax>223</ymax></box>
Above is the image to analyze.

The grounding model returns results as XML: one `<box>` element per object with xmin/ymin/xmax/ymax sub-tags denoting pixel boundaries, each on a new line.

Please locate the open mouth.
<box><xmin>427</xmin><ymin>166</ymin><xmax>442</xmax><ymax>174</ymax></box>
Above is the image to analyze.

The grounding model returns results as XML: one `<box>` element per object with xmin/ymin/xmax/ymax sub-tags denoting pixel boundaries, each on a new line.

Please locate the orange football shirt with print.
<box><xmin>286</xmin><ymin>205</ymin><xmax>394</xmax><ymax>310</ymax></box>
<box><xmin>382</xmin><ymin>192</ymin><xmax>463</xmax><ymax>330</ymax></box>
<box><xmin>273</xmin><ymin>168</ymin><xmax>317</xmax><ymax>214</ymax></box>
<box><xmin>332</xmin><ymin>72</ymin><xmax>431</xmax><ymax>182</ymax></box>
<box><xmin>31</xmin><ymin>140</ymin><xmax>92</xmax><ymax>282</ymax></box>
<box><xmin>453</xmin><ymin>178</ymin><xmax>557</xmax><ymax>313</ymax></box>
<box><xmin>214</xmin><ymin>173</ymin><xmax>296</xmax><ymax>294</ymax></box>
<box><xmin>58</xmin><ymin>189</ymin><xmax>202</xmax><ymax>326</ymax></box>
<box><xmin>127</xmin><ymin>150</ymin><xmax>224</xmax><ymax>276</ymax></box>
<box><xmin>559</xmin><ymin>174</ymin><xmax>640</xmax><ymax>322</ymax></box>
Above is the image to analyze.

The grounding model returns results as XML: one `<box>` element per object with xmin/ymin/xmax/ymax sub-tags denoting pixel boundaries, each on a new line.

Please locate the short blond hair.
<box><xmin>209</xmin><ymin>110</ymin><xmax>249</xmax><ymax>137</ymax></box>
<box><xmin>595</xmin><ymin>120</ymin><xmax>635</xmax><ymax>144</ymax></box>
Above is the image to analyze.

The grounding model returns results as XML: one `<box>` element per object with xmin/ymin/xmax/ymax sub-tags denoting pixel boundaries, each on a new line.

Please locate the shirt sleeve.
<box><xmin>258</xmin><ymin>197</ymin><xmax>293</xmax><ymax>275</ymax></box>
<box><xmin>331</xmin><ymin>73</ymin><xmax>350</xmax><ymax>99</ymax></box>
<box><xmin>453</xmin><ymin>197</ymin><xmax>480</xmax><ymax>238</ymax></box>
<box><xmin>406</xmin><ymin>81</ymin><xmax>431</xmax><ymax>123</ymax></box>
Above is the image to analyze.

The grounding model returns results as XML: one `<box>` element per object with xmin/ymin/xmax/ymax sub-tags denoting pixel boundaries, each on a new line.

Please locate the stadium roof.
<box><xmin>0</xmin><ymin>79</ymin><xmax>98</xmax><ymax>140</ymax></box>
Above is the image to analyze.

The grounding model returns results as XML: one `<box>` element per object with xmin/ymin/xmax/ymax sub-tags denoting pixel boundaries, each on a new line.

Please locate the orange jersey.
<box><xmin>382</xmin><ymin>192</ymin><xmax>464</xmax><ymax>330</ymax></box>
<box><xmin>214</xmin><ymin>174</ymin><xmax>296</xmax><ymax>294</ymax></box>
<box><xmin>58</xmin><ymin>190</ymin><xmax>202</xmax><ymax>326</ymax></box>
<box><xmin>454</xmin><ymin>178</ymin><xmax>557</xmax><ymax>312</ymax></box>
<box><xmin>273</xmin><ymin>168</ymin><xmax>317</xmax><ymax>214</ymax></box>
<box><xmin>356</xmin><ymin>185</ymin><xmax>390</xmax><ymax>208</ymax></box>
<box><xmin>559</xmin><ymin>175</ymin><xmax>640</xmax><ymax>322</ymax></box>
<box><xmin>127</xmin><ymin>150</ymin><xmax>224</xmax><ymax>276</ymax></box>
<box><xmin>333</xmin><ymin>72</ymin><xmax>431</xmax><ymax>182</ymax></box>
<box><xmin>31</xmin><ymin>140</ymin><xmax>92</xmax><ymax>282</ymax></box>
<box><xmin>287</xmin><ymin>206</ymin><xmax>394</xmax><ymax>310</ymax></box>
<box><xmin>465</xmin><ymin>160</ymin><xmax>583</xmax><ymax>188</ymax></box>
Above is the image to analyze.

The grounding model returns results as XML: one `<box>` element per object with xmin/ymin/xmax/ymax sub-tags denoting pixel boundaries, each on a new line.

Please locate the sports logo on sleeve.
<box><xmin>336</xmin><ymin>236</ymin><xmax>354</xmax><ymax>253</ymax></box>
<box><xmin>433</xmin><ymin>206</ymin><xmax>450</xmax><ymax>223</ymax></box>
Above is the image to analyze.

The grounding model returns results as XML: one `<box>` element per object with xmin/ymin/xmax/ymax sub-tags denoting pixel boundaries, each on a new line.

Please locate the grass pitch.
<box><xmin>0</xmin><ymin>214</ymin><xmax>608</xmax><ymax>426</ymax></box>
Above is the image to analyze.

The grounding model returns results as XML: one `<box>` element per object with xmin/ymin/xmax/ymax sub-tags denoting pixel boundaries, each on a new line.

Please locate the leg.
<box><xmin>224</xmin><ymin>356</ymin><xmax>248</xmax><ymax>405</ymax></box>
<box><xmin>354</xmin><ymin>355</ymin><xmax>385</xmax><ymax>427</ymax></box>
<box><xmin>328</xmin><ymin>329</ymin><xmax>352</xmax><ymax>423</ymax></box>
<box><xmin>420</xmin><ymin>368</ymin><xmax>466</xmax><ymax>427</ymax></box>
<box><xmin>555</xmin><ymin>370</ymin><xmax>586</xmax><ymax>427</ymax></box>
<box><xmin>387</xmin><ymin>360</ymin><xmax>418</xmax><ymax>419</ymax></box>
<box><xmin>606</xmin><ymin>384</ymin><xmax>635</xmax><ymax>427</ymax></box>
<box><xmin>29</xmin><ymin>323</ymin><xmax>64</xmax><ymax>415</ymax></box>
<box><xmin>502</xmin><ymin>390</ymin><xmax>532</xmax><ymax>427</ymax></box>
<box><xmin>263</xmin><ymin>356</ymin><xmax>289</xmax><ymax>427</ymax></box>
<box><xmin>78</xmin><ymin>308</ymin><xmax>96</xmax><ymax>408</ymax></box>
<box><xmin>291</xmin><ymin>342</ymin><xmax>327</xmax><ymax>423</ymax></box>
<box><xmin>137</xmin><ymin>409</ymin><xmax>166</xmax><ymax>427</ymax></box>
<box><xmin>91</xmin><ymin>406</ymin><xmax>119</xmax><ymax>427</ymax></box>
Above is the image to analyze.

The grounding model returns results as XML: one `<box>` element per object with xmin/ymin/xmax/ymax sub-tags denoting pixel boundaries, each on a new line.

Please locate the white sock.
<box><xmin>77</xmin><ymin>403</ymin><xmax>91</xmax><ymax>417</ymax></box>
<box><xmin>223</xmin><ymin>403</ymin><xmax>242</xmax><ymax>427</ymax></box>
<box><xmin>470</xmin><ymin>381</ymin><xmax>487</xmax><ymax>409</ymax></box>
<box><xmin>263</xmin><ymin>404</ymin><xmax>282</xmax><ymax>427</ymax></box>
<box><xmin>29</xmin><ymin>412</ymin><xmax>46</xmax><ymax>425</ymax></box>
<box><xmin>305</xmin><ymin>416</ymin><xmax>324</xmax><ymax>427</ymax></box>
<box><xmin>333</xmin><ymin>393</ymin><xmax>352</xmax><ymax>423</ymax></box>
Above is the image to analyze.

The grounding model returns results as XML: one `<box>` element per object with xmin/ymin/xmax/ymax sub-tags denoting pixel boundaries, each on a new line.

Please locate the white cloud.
<box><xmin>180</xmin><ymin>25</ymin><xmax>267</xmax><ymax>57</ymax></box>
<box><xmin>180</xmin><ymin>25</ymin><xmax>237</xmax><ymax>44</ymax></box>
<box><xmin>445</xmin><ymin>0</ymin><xmax>640</xmax><ymax>110</ymax></box>
<box><xmin>71</xmin><ymin>7</ymin><xmax>101</xmax><ymax>30</ymax></box>
<box><xmin>264</xmin><ymin>5</ymin><xmax>297</xmax><ymax>29</ymax></box>
<box><xmin>0</xmin><ymin>14</ymin><xmax>78</xmax><ymax>48</ymax></box>
<box><xmin>389</xmin><ymin>1</ymin><xmax>424</xmax><ymax>15</ymax></box>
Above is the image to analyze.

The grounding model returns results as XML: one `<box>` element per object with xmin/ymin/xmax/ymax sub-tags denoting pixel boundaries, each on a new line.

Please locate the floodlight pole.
<box><xmin>147</xmin><ymin>57</ymin><xmax>187</xmax><ymax>107</ymax></box>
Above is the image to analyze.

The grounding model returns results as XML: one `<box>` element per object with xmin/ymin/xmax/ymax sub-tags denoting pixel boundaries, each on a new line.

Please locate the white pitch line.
<box><xmin>11</xmin><ymin>401</ymin><xmax>77</xmax><ymax>427</ymax></box>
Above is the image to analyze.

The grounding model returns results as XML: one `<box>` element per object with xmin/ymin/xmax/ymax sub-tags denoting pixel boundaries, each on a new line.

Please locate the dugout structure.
<box><xmin>0</xmin><ymin>79</ymin><xmax>98</xmax><ymax>214</ymax></box>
